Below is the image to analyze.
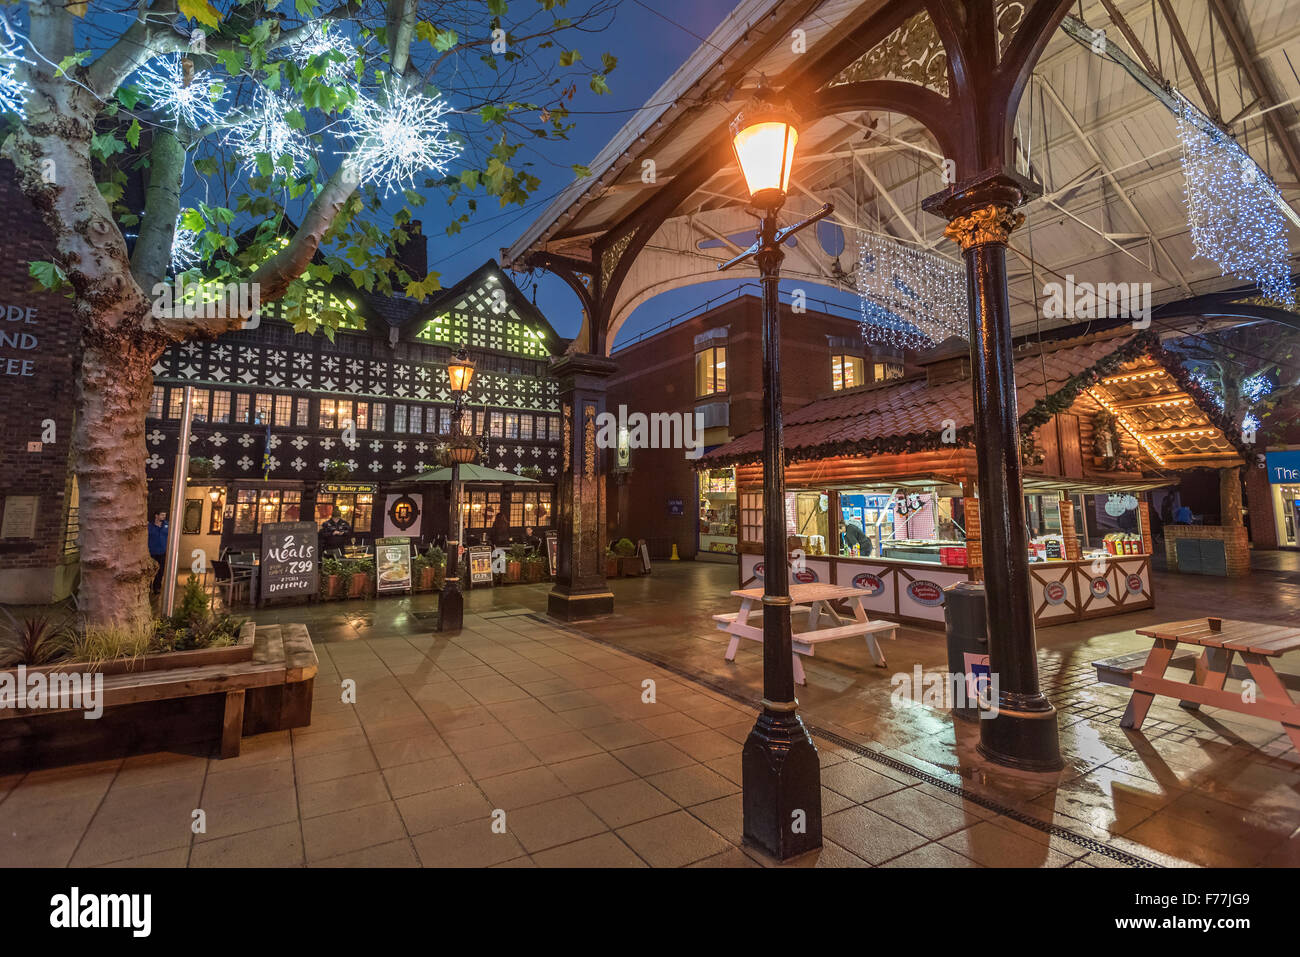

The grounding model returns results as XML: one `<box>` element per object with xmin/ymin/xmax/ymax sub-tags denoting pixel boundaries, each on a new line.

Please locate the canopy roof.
<box><xmin>700</xmin><ymin>331</ymin><xmax>1246</xmax><ymax>470</ymax></box>
<box><xmin>503</xmin><ymin>0</ymin><xmax>1300</xmax><ymax>349</ymax></box>
<box><xmin>393</xmin><ymin>465</ymin><xmax>539</xmax><ymax>484</ymax></box>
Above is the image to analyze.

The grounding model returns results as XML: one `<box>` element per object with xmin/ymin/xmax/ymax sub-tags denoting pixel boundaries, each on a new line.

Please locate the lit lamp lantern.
<box><xmin>209</xmin><ymin>489</ymin><xmax>222</xmax><ymax>503</ymax></box>
<box><xmin>447</xmin><ymin>347</ymin><xmax>476</xmax><ymax>397</ymax></box>
<box><xmin>729</xmin><ymin>90</ymin><xmax>799</xmax><ymax>211</ymax></box>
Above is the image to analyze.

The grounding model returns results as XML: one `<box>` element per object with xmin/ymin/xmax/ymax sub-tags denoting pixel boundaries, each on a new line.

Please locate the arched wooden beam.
<box><xmin>808</xmin><ymin>80</ymin><xmax>958</xmax><ymax>166</ymax></box>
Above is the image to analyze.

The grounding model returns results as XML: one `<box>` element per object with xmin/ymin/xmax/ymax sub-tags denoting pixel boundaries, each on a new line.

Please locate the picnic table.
<box><xmin>714</xmin><ymin>583</ymin><xmax>898</xmax><ymax>685</ymax></box>
<box><xmin>1094</xmin><ymin>616</ymin><xmax>1300</xmax><ymax>753</ymax></box>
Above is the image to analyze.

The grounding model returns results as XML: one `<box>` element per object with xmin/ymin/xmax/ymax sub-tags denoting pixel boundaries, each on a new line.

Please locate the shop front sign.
<box><xmin>1126</xmin><ymin>573</ymin><xmax>1144</xmax><ymax>595</ymax></box>
<box><xmin>905</xmin><ymin>579</ymin><xmax>944</xmax><ymax>607</ymax></box>
<box><xmin>1089</xmin><ymin>576</ymin><xmax>1110</xmax><ymax>599</ymax></box>
<box><xmin>1265</xmin><ymin>450</ymin><xmax>1300</xmax><ymax>484</ymax></box>
<box><xmin>851</xmin><ymin>572</ymin><xmax>885</xmax><ymax>596</ymax></box>
<box><xmin>1044</xmin><ymin>580</ymin><xmax>1068</xmax><ymax>605</ymax></box>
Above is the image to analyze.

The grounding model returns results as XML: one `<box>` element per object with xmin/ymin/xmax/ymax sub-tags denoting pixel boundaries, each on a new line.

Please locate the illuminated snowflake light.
<box><xmin>0</xmin><ymin>17</ymin><xmax>31</xmax><ymax>117</ymax></box>
<box><xmin>1177</xmin><ymin>93</ymin><xmax>1295</xmax><ymax>306</ymax></box>
<box><xmin>289</xmin><ymin>21</ymin><xmax>355</xmax><ymax>83</ymax></box>
<box><xmin>343</xmin><ymin>87</ymin><xmax>461</xmax><ymax>194</ymax></box>
<box><xmin>856</xmin><ymin>232</ymin><xmax>967</xmax><ymax>349</ymax></box>
<box><xmin>134</xmin><ymin>54</ymin><xmax>223</xmax><ymax>130</ymax></box>
<box><xmin>171</xmin><ymin>214</ymin><xmax>201</xmax><ymax>272</ymax></box>
<box><xmin>223</xmin><ymin>88</ymin><xmax>313</xmax><ymax>175</ymax></box>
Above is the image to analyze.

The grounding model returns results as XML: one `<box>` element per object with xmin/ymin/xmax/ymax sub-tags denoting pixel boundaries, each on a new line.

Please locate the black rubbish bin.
<box><xmin>944</xmin><ymin>580</ymin><xmax>989</xmax><ymax>722</ymax></box>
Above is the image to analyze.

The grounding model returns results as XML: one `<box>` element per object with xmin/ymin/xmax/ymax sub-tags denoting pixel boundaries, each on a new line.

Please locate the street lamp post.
<box><xmin>718</xmin><ymin>86</ymin><xmax>832</xmax><ymax>861</ymax></box>
<box><xmin>439</xmin><ymin>348</ymin><xmax>477</xmax><ymax>633</ymax></box>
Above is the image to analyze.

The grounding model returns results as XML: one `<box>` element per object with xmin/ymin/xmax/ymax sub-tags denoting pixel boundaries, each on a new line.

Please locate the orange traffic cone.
<box><xmin>670</xmin><ymin>543</ymin><xmax>680</xmax><ymax>561</ymax></box>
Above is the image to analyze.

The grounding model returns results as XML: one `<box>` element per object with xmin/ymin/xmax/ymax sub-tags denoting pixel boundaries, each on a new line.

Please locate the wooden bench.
<box><xmin>0</xmin><ymin>622</ymin><xmax>317</xmax><ymax>762</ymax></box>
<box><xmin>1093</xmin><ymin>617</ymin><xmax>1300</xmax><ymax>752</ymax></box>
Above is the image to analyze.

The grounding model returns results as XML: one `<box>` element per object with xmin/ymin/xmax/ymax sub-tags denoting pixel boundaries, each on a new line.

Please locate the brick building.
<box><xmin>605</xmin><ymin>294</ymin><xmax>907</xmax><ymax>560</ymax></box>
<box><xmin>0</xmin><ymin>160</ymin><xmax>82</xmax><ymax>604</ymax></box>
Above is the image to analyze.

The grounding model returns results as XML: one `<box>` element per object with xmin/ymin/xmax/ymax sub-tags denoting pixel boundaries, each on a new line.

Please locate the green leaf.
<box><xmin>589</xmin><ymin>73</ymin><xmax>610</xmax><ymax>95</ymax></box>
<box><xmin>180</xmin><ymin>209</ymin><xmax>205</xmax><ymax>232</ymax></box>
<box><xmin>559</xmin><ymin>49</ymin><xmax>581</xmax><ymax>67</ymax></box>
<box><xmin>216</xmin><ymin>47</ymin><xmax>245</xmax><ymax>77</ymax></box>
<box><xmin>178</xmin><ymin>0</ymin><xmax>223</xmax><ymax>28</ymax></box>
<box><xmin>56</xmin><ymin>51</ymin><xmax>91</xmax><ymax>78</ymax></box>
<box><xmin>97</xmin><ymin>180</ymin><xmax>124</xmax><ymax>203</ymax></box>
<box><xmin>284</xmin><ymin>109</ymin><xmax>305</xmax><ymax>131</ymax></box>
<box><xmin>29</xmin><ymin>261</ymin><xmax>68</xmax><ymax>291</ymax></box>
<box><xmin>90</xmin><ymin>132</ymin><xmax>125</xmax><ymax>161</ymax></box>
<box><xmin>488</xmin><ymin>0</ymin><xmax>508</xmax><ymax>13</ymax></box>
<box><xmin>125</xmin><ymin>118</ymin><xmax>141</xmax><ymax>149</ymax></box>
<box><xmin>601</xmin><ymin>53</ymin><xmax>618</xmax><ymax>73</ymax></box>
<box><xmin>572</xmin><ymin>164</ymin><xmax>590</xmax><ymax>178</ymax></box>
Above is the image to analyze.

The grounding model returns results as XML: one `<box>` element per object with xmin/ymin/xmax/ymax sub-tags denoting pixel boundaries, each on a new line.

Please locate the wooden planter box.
<box><xmin>505</xmin><ymin>561</ymin><xmax>523</xmax><ymax>583</ymax></box>
<box><xmin>525</xmin><ymin>562</ymin><xmax>548</xmax><ymax>583</ymax></box>
<box><xmin>0</xmin><ymin>622</ymin><xmax>318</xmax><ymax>773</ymax></box>
<box><xmin>348</xmin><ymin>573</ymin><xmax>373</xmax><ymax>599</ymax></box>
<box><xmin>323</xmin><ymin>573</ymin><xmax>344</xmax><ymax>600</ymax></box>
<box><xmin>433</xmin><ymin>566</ymin><xmax>446</xmax><ymax>589</ymax></box>
<box><xmin>605</xmin><ymin>556</ymin><xmax>620</xmax><ymax>578</ymax></box>
<box><xmin>619</xmin><ymin>556</ymin><xmax>643</xmax><ymax>577</ymax></box>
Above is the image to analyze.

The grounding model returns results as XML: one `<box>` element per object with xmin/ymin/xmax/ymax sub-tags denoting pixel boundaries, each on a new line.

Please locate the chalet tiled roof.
<box><xmin>699</xmin><ymin>332</ymin><xmax>1242</xmax><ymax>469</ymax></box>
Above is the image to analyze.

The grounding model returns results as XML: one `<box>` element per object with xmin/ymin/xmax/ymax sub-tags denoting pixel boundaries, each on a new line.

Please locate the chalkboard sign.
<box><xmin>545</xmin><ymin>531</ymin><xmax>558</xmax><ymax>576</ymax></box>
<box><xmin>468</xmin><ymin>545</ymin><xmax>494</xmax><ymax>585</ymax></box>
<box><xmin>375</xmin><ymin>536</ymin><xmax>412</xmax><ymax>594</ymax></box>
<box><xmin>261</xmin><ymin>521</ymin><xmax>318</xmax><ymax>601</ymax></box>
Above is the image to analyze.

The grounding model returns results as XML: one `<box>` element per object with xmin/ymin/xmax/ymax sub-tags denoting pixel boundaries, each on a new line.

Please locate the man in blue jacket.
<box><xmin>148</xmin><ymin>510</ymin><xmax>169</xmax><ymax>595</ymax></box>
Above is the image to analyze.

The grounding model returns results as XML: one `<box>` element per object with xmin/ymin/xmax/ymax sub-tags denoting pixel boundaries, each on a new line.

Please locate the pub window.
<box><xmin>490</xmin><ymin>412</ymin><xmax>504</xmax><ymax>437</ymax></box>
<box><xmin>550</xmin><ymin>416</ymin><xmax>562</xmax><ymax>441</ymax></box>
<box><xmin>520</xmin><ymin>414</ymin><xmax>533</xmax><ymax>441</ymax></box>
<box><xmin>208</xmin><ymin>497</ymin><xmax>223</xmax><ymax>534</ymax></box>
<box><xmin>315</xmin><ymin>492</ymin><xmax>372</xmax><ymax>529</ymax></box>
<box><xmin>354</xmin><ymin>402</ymin><xmax>369</xmax><ymax>431</ymax></box>
<box><xmin>318</xmin><ymin>397</ymin><xmax>337</xmax><ymax>429</ymax></box>
<box><xmin>537</xmin><ymin>490</ymin><xmax>552</xmax><ymax>525</ymax></box>
<box><xmin>426</xmin><ymin>409</ymin><xmax>439</xmax><ymax>434</ymax></box>
<box><xmin>149</xmin><ymin>386</ymin><xmax>165</xmax><ymax>418</ymax></box>
<box><xmin>295</xmin><ymin>397</ymin><xmax>310</xmax><ymax>427</ymax></box>
<box><xmin>273</xmin><ymin>394</ymin><xmax>292</xmax><ymax>427</ymax></box>
<box><xmin>740</xmin><ymin>491</ymin><xmax>763</xmax><ymax>544</ymax></box>
<box><xmin>461</xmin><ymin>409</ymin><xmax>472</xmax><ymax>433</ymax></box>
<box><xmin>510</xmin><ymin>494</ymin><xmax>524</xmax><ymax>526</ymax></box>
<box><xmin>466</xmin><ymin>490</ymin><xmax>501</xmax><ymax>528</ymax></box>
<box><xmin>505</xmin><ymin>413</ymin><xmax>519</xmax><ymax>439</ymax></box>
<box><xmin>695</xmin><ymin>346</ymin><xmax>727</xmax><ymax>397</ymax></box>
<box><xmin>253</xmin><ymin>394</ymin><xmax>272</xmax><ymax>425</ymax></box>
<box><xmin>393</xmin><ymin>405</ymin><xmax>407</xmax><ymax>433</ymax></box>
<box><xmin>371</xmin><ymin>403</ymin><xmax>385</xmax><ymax>431</ymax></box>
<box><xmin>409</xmin><ymin>406</ymin><xmax>423</xmax><ymax>434</ymax></box>
<box><xmin>167</xmin><ymin>389</ymin><xmax>185</xmax><ymax>419</ymax></box>
<box><xmin>873</xmin><ymin>361</ymin><xmax>904</xmax><ymax>382</ymax></box>
<box><xmin>512</xmin><ymin>489</ymin><xmax>552</xmax><ymax>526</ymax></box>
<box><xmin>187</xmin><ymin>389</ymin><xmax>208</xmax><ymax>422</ymax></box>
<box><xmin>234</xmin><ymin>488</ymin><xmax>258</xmax><ymax>534</ymax></box>
<box><xmin>831</xmin><ymin>354</ymin><xmax>865</xmax><ymax>391</ymax></box>
<box><xmin>235</xmin><ymin>393</ymin><xmax>250</xmax><ymax>424</ymax></box>
<box><xmin>475</xmin><ymin>411</ymin><xmax>486</xmax><ymax>434</ymax></box>
<box><xmin>337</xmin><ymin>400</ymin><xmax>354</xmax><ymax>430</ymax></box>
<box><xmin>439</xmin><ymin>408</ymin><xmax>451</xmax><ymax>433</ymax></box>
<box><xmin>211</xmin><ymin>391</ymin><xmax>231</xmax><ymax>424</ymax></box>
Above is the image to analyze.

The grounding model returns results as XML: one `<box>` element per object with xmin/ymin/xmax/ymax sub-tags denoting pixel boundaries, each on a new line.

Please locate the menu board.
<box><xmin>468</xmin><ymin>545</ymin><xmax>494</xmax><ymax>585</ymax></box>
<box><xmin>261</xmin><ymin>521</ymin><xmax>318</xmax><ymax>601</ymax></box>
<box><xmin>375</xmin><ymin>536</ymin><xmax>412</xmax><ymax>594</ymax></box>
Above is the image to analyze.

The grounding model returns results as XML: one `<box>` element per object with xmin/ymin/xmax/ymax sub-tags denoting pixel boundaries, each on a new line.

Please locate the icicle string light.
<box><xmin>223</xmin><ymin>87</ymin><xmax>313</xmax><ymax>175</ymax></box>
<box><xmin>1176</xmin><ymin>93</ymin><xmax>1295</xmax><ymax>306</ymax></box>
<box><xmin>171</xmin><ymin>213</ymin><xmax>201</xmax><ymax>272</ymax></box>
<box><xmin>288</xmin><ymin>21</ymin><xmax>355</xmax><ymax>83</ymax></box>
<box><xmin>0</xmin><ymin>16</ymin><xmax>31</xmax><ymax>118</ymax></box>
<box><xmin>134</xmin><ymin>54</ymin><xmax>224</xmax><ymax>129</ymax></box>
<box><xmin>855</xmin><ymin>231</ymin><xmax>968</xmax><ymax>349</ymax></box>
<box><xmin>343</xmin><ymin>86</ymin><xmax>461</xmax><ymax>194</ymax></box>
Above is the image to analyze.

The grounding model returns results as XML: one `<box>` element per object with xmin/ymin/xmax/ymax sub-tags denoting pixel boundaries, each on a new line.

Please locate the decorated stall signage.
<box><xmin>905</xmin><ymin>580</ymin><xmax>945</xmax><ymax>607</ymax></box>
<box><xmin>792</xmin><ymin>566</ymin><xmax>819</xmax><ymax>584</ymax></box>
<box><xmin>1044</xmin><ymin>580</ymin><xmax>1068</xmax><ymax>605</ymax></box>
<box><xmin>468</xmin><ymin>545</ymin><xmax>494</xmax><ymax>585</ymax></box>
<box><xmin>1126</xmin><ymin>573</ymin><xmax>1144</xmax><ymax>595</ymax></box>
<box><xmin>852</xmin><ymin>572</ymin><xmax>886</xmax><ymax>596</ymax></box>
<box><xmin>261</xmin><ymin>522</ymin><xmax>318</xmax><ymax>601</ymax></box>
<box><xmin>375</xmin><ymin>537</ymin><xmax>412</xmax><ymax>594</ymax></box>
<box><xmin>1089</xmin><ymin>576</ymin><xmax>1110</xmax><ymax>599</ymax></box>
<box><xmin>320</xmin><ymin>482</ymin><xmax>378</xmax><ymax>495</ymax></box>
<box><xmin>752</xmin><ymin>561</ymin><xmax>765</xmax><ymax>581</ymax></box>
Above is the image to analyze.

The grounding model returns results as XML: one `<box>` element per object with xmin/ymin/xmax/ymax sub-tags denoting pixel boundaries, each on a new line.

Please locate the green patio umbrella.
<box><xmin>392</xmin><ymin>464</ymin><xmax>539</xmax><ymax>483</ymax></box>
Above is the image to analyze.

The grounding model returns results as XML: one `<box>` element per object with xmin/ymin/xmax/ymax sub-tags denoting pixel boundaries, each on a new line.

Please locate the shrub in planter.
<box><xmin>427</xmin><ymin>546</ymin><xmax>447</xmax><ymax>589</ymax></box>
<box><xmin>188</xmin><ymin>457</ymin><xmax>216</xmax><ymax>479</ymax></box>
<box><xmin>524</xmin><ymin>550</ymin><xmax>548</xmax><ymax>582</ymax></box>
<box><xmin>604</xmin><ymin>548</ymin><xmax>620</xmax><ymax>578</ymax></box>
<box><xmin>320</xmin><ymin>557</ymin><xmax>344</xmax><ymax>600</ymax></box>
<box><xmin>612</xmin><ymin>537</ymin><xmax>641</xmax><ymax>576</ymax></box>
<box><xmin>0</xmin><ymin>609</ymin><xmax>74</xmax><ymax>667</ymax></box>
<box><xmin>324</xmin><ymin>459</ymin><xmax>355</xmax><ymax>481</ymax></box>
<box><xmin>505</xmin><ymin>543</ymin><xmax>529</xmax><ymax>583</ymax></box>
<box><xmin>345</xmin><ymin>559</ymin><xmax>375</xmax><ymax>598</ymax></box>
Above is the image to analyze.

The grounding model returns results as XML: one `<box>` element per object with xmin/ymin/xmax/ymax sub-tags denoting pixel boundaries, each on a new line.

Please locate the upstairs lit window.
<box><xmin>831</xmin><ymin>354</ymin><xmax>865</xmax><ymax>391</ymax></box>
<box><xmin>695</xmin><ymin>346</ymin><xmax>727</xmax><ymax>397</ymax></box>
<box><xmin>874</xmin><ymin>361</ymin><xmax>904</xmax><ymax>382</ymax></box>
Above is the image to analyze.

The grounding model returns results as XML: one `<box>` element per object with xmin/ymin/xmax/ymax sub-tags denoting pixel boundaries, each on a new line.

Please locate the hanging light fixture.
<box><xmin>728</xmin><ymin>84</ymin><xmax>799</xmax><ymax>210</ymax></box>
<box><xmin>446</xmin><ymin>347</ymin><xmax>476</xmax><ymax>395</ymax></box>
<box><xmin>856</xmin><ymin>232</ymin><xmax>968</xmax><ymax>349</ymax></box>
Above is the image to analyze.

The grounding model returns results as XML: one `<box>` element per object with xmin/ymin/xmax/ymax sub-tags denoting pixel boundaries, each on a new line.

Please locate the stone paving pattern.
<box><xmin>2</xmin><ymin>555</ymin><xmax>1297</xmax><ymax>867</ymax></box>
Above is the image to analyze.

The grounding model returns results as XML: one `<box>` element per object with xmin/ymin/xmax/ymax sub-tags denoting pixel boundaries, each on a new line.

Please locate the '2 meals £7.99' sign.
<box><xmin>261</xmin><ymin>522</ymin><xmax>318</xmax><ymax>601</ymax></box>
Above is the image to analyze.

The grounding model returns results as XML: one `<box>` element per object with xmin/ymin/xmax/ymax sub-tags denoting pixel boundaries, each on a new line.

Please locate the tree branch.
<box><xmin>130</xmin><ymin>129</ymin><xmax>185</xmax><ymax>289</ymax></box>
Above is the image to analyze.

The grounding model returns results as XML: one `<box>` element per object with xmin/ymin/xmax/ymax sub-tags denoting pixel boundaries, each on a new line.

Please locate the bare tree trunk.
<box><xmin>73</xmin><ymin>336</ymin><xmax>165</xmax><ymax>629</ymax></box>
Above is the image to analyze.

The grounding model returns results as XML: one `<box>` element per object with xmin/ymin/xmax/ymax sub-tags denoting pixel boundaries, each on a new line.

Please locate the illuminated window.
<box><xmin>475</xmin><ymin>411</ymin><xmax>486</xmax><ymax>434</ymax></box>
<box><xmin>273</xmin><ymin>394</ymin><xmax>292</xmax><ymax>427</ymax></box>
<box><xmin>295</xmin><ymin>397</ymin><xmax>310</xmax><ymax>427</ymax></box>
<box><xmin>211</xmin><ymin>391</ymin><xmax>231</xmax><ymax>424</ymax></box>
<box><xmin>741</xmin><ymin>491</ymin><xmax>763</xmax><ymax>544</ymax></box>
<box><xmin>505</xmin><ymin>413</ymin><xmax>519</xmax><ymax>438</ymax></box>
<box><xmin>253</xmin><ymin>394</ymin><xmax>272</xmax><ymax>425</ymax></box>
<box><xmin>695</xmin><ymin>346</ymin><xmax>727</xmax><ymax>396</ymax></box>
<box><xmin>520</xmin><ymin>414</ymin><xmax>533</xmax><ymax>440</ymax></box>
<box><xmin>490</xmin><ymin>412</ymin><xmax>504</xmax><ymax>437</ymax></box>
<box><xmin>371</xmin><ymin>403</ymin><xmax>385</xmax><ymax>431</ymax></box>
<box><xmin>235</xmin><ymin>393</ymin><xmax>250</xmax><ymax>424</ymax></box>
<box><xmin>354</xmin><ymin>402</ymin><xmax>369</xmax><ymax>431</ymax></box>
<box><xmin>167</xmin><ymin>389</ymin><xmax>185</xmax><ymax>419</ymax></box>
<box><xmin>409</xmin><ymin>406</ymin><xmax>422</xmax><ymax>434</ymax></box>
<box><xmin>831</xmin><ymin>354</ymin><xmax>865</xmax><ymax>391</ymax></box>
<box><xmin>393</xmin><ymin>405</ymin><xmax>407</xmax><ymax>433</ymax></box>
<box><xmin>549</xmin><ymin>416</ymin><xmax>562</xmax><ymax>441</ymax></box>
<box><xmin>149</xmin><ymin>387</ymin><xmax>164</xmax><ymax>418</ymax></box>
<box><xmin>873</xmin><ymin>361</ymin><xmax>904</xmax><ymax>382</ymax></box>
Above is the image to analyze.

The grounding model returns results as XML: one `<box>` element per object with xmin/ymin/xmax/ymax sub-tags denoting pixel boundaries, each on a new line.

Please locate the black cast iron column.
<box><xmin>438</xmin><ymin>399</ymin><xmax>465</xmax><ymax>632</ymax></box>
<box><xmin>924</xmin><ymin>174</ymin><xmax>1063</xmax><ymax>772</ymax></box>
<box><xmin>741</xmin><ymin>213</ymin><xmax>822</xmax><ymax>860</ymax></box>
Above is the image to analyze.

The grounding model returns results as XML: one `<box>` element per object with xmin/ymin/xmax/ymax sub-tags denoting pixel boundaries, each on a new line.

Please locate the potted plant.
<box><xmin>321</xmin><ymin>556</ymin><xmax>344</xmax><ymax>600</ymax></box>
<box><xmin>504</xmin><ymin>543</ymin><xmax>528</xmax><ymax>583</ymax></box>
<box><xmin>519</xmin><ymin>465</ymin><xmax>543</xmax><ymax>480</ymax></box>
<box><xmin>188</xmin><ymin>456</ymin><xmax>215</xmax><ymax>479</ymax></box>
<box><xmin>525</xmin><ymin>548</ymin><xmax>548</xmax><ymax>582</ymax></box>
<box><xmin>427</xmin><ymin>545</ymin><xmax>447</xmax><ymax>589</ymax></box>
<box><xmin>411</xmin><ymin>553</ymin><xmax>432</xmax><ymax>592</ymax></box>
<box><xmin>345</xmin><ymin>558</ymin><xmax>374</xmax><ymax>598</ymax></box>
<box><xmin>324</xmin><ymin>459</ymin><xmax>355</xmax><ymax>481</ymax></box>
<box><xmin>604</xmin><ymin>545</ymin><xmax>620</xmax><ymax>578</ymax></box>
<box><xmin>613</xmin><ymin>537</ymin><xmax>640</xmax><ymax>576</ymax></box>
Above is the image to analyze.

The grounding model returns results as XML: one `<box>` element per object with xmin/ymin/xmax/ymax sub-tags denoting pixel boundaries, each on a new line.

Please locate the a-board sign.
<box><xmin>261</xmin><ymin>521</ymin><xmax>318</xmax><ymax>601</ymax></box>
<box><xmin>545</xmin><ymin>531</ymin><xmax>558</xmax><ymax>575</ymax></box>
<box><xmin>638</xmin><ymin>539</ymin><xmax>651</xmax><ymax>574</ymax></box>
<box><xmin>375</xmin><ymin>536</ymin><xmax>412</xmax><ymax>594</ymax></box>
<box><xmin>468</xmin><ymin>545</ymin><xmax>494</xmax><ymax>585</ymax></box>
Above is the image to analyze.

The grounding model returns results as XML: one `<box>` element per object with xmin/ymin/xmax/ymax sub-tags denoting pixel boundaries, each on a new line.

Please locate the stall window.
<box><xmin>490</xmin><ymin>412</ymin><xmax>504</xmax><ymax>437</ymax></box>
<box><xmin>740</xmin><ymin>491</ymin><xmax>763</xmax><ymax>544</ymax></box>
<box><xmin>831</xmin><ymin>354</ymin><xmax>865</xmax><ymax>391</ymax></box>
<box><xmin>149</xmin><ymin>386</ymin><xmax>165</xmax><ymax>418</ymax></box>
<box><xmin>873</xmin><ymin>361</ymin><xmax>904</xmax><ymax>382</ymax></box>
<box><xmin>695</xmin><ymin>346</ymin><xmax>727</xmax><ymax>396</ymax></box>
<box><xmin>211</xmin><ymin>391</ymin><xmax>231</xmax><ymax>424</ymax></box>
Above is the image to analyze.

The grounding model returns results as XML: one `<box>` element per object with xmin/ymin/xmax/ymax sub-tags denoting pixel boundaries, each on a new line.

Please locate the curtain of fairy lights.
<box><xmin>855</xmin><ymin>231</ymin><xmax>968</xmax><ymax>349</ymax></box>
<box><xmin>1176</xmin><ymin>94</ymin><xmax>1295</xmax><ymax>305</ymax></box>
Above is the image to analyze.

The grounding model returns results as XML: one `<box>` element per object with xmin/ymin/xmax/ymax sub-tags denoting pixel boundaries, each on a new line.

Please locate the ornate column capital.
<box><xmin>922</xmin><ymin>166</ymin><xmax>1039</xmax><ymax>248</ymax></box>
<box><xmin>943</xmin><ymin>205</ymin><xmax>1025</xmax><ymax>249</ymax></box>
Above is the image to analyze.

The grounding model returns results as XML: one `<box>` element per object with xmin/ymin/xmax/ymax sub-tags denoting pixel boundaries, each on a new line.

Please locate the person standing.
<box><xmin>148</xmin><ymin>510</ymin><xmax>169</xmax><ymax>595</ymax></box>
<box><xmin>490</xmin><ymin>509</ymin><xmax>511</xmax><ymax>549</ymax></box>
